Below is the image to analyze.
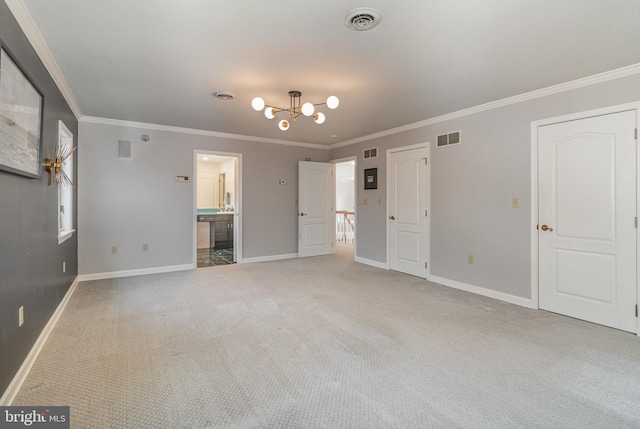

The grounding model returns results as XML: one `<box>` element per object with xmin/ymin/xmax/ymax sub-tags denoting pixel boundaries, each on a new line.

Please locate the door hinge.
<box><xmin>423</xmin><ymin>158</ymin><xmax>428</xmax><ymax>165</ymax></box>
<box><xmin>635</xmin><ymin>217</ymin><xmax>638</xmax><ymax>229</ymax></box>
<box><xmin>425</xmin><ymin>210</ymin><xmax>428</xmax><ymax>217</ymax></box>
<box><xmin>635</xmin><ymin>128</ymin><xmax>638</xmax><ymax>140</ymax></box>
<box><xmin>425</xmin><ymin>262</ymin><xmax>428</xmax><ymax>269</ymax></box>
<box><xmin>636</xmin><ymin>304</ymin><xmax>638</xmax><ymax>317</ymax></box>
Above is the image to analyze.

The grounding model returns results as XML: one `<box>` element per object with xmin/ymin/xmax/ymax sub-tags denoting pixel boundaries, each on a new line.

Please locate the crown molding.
<box><xmin>4</xmin><ymin>0</ymin><xmax>83</xmax><ymax>119</ymax></box>
<box><xmin>80</xmin><ymin>116</ymin><xmax>330</xmax><ymax>150</ymax></box>
<box><xmin>330</xmin><ymin>63</ymin><xmax>640</xmax><ymax>149</ymax></box>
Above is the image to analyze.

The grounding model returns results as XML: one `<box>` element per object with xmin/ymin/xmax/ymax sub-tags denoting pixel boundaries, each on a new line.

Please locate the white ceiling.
<box><xmin>12</xmin><ymin>0</ymin><xmax>640</xmax><ymax>145</ymax></box>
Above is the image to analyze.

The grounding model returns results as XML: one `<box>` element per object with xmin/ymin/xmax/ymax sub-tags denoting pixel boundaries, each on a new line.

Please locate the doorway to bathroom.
<box><xmin>194</xmin><ymin>151</ymin><xmax>242</xmax><ymax>268</ymax></box>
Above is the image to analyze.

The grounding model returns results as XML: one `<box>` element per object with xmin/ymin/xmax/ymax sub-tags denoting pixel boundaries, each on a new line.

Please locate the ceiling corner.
<box><xmin>4</xmin><ymin>0</ymin><xmax>83</xmax><ymax>119</ymax></box>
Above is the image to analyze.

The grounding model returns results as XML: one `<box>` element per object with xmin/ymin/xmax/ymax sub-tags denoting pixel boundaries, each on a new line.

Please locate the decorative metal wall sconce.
<box><xmin>43</xmin><ymin>143</ymin><xmax>76</xmax><ymax>186</ymax></box>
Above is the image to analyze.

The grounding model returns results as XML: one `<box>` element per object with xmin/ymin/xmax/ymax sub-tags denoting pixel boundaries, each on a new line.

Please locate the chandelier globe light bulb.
<box><xmin>279</xmin><ymin>119</ymin><xmax>289</xmax><ymax>131</ymax></box>
<box><xmin>251</xmin><ymin>97</ymin><xmax>265</xmax><ymax>111</ymax></box>
<box><xmin>326</xmin><ymin>95</ymin><xmax>339</xmax><ymax>109</ymax></box>
<box><xmin>264</xmin><ymin>108</ymin><xmax>276</xmax><ymax>119</ymax></box>
<box><xmin>301</xmin><ymin>102</ymin><xmax>315</xmax><ymax>116</ymax></box>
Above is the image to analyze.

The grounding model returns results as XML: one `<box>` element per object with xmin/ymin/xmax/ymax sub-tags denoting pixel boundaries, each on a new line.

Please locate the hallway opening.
<box><xmin>334</xmin><ymin>158</ymin><xmax>356</xmax><ymax>256</ymax></box>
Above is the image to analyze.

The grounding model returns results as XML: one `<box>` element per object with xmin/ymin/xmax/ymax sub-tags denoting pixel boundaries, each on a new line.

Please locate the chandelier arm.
<box><xmin>265</xmin><ymin>105</ymin><xmax>287</xmax><ymax>111</ymax></box>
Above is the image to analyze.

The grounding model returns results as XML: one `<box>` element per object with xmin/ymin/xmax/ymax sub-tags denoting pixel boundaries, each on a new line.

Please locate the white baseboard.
<box><xmin>242</xmin><ymin>253</ymin><xmax>298</xmax><ymax>264</ymax></box>
<box><xmin>77</xmin><ymin>263</ymin><xmax>194</xmax><ymax>281</ymax></box>
<box><xmin>0</xmin><ymin>277</ymin><xmax>80</xmax><ymax>406</ymax></box>
<box><xmin>355</xmin><ymin>256</ymin><xmax>389</xmax><ymax>270</ymax></box>
<box><xmin>427</xmin><ymin>274</ymin><xmax>537</xmax><ymax>309</ymax></box>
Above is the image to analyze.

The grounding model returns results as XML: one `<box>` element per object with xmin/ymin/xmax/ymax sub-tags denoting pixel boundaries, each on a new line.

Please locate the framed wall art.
<box><xmin>0</xmin><ymin>45</ymin><xmax>44</xmax><ymax>178</ymax></box>
<box><xmin>364</xmin><ymin>168</ymin><xmax>377</xmax><ymax>190</ymax></box>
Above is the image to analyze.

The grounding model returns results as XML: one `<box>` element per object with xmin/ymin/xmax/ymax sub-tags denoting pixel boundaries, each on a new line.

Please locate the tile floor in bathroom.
<box><xmin>197</xmin><ymin>248</ymin><xmax>234</xmax><ymax>268</ymax></box>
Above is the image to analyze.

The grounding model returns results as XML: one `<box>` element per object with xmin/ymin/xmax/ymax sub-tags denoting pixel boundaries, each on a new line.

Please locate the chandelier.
<box><xmin>251</xmin><ymin>91</ymin><xmax>339</xmax><ymax>131</ymax></box>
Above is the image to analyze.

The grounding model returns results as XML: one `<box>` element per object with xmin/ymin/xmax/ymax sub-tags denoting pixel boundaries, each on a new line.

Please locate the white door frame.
<box><xmin>332</xmin><ymin>156</ymin><xmax>357</xmax><ymax>258</ymax></box>
<box><xmin>530</xmin><ymin>101</ymin><xmax>640</xmax><ymax>335</ymax></box>
<box><xmin>192</xmin><ymin>150</ymin><xmax>243</xmax><ymax>266</ymax></box>
<box><xmin>386</xmin><ymin>143</ymin><xmax>431</xmax><ymax>277</ymax></box>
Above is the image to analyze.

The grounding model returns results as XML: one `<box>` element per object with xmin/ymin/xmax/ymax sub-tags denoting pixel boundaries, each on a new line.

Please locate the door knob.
<box><xmin>389</xmin><ymin>215</ymin><xmax>395</xmax><ymax>220</ymax></box>
<box><xmin>299</xmin><ymin>212</ymin><xmax>307</xmax><ymax>216</ymax></box>
<box><xmin>540</xmin><ymin>224</ymin><xmax>553</xmax><ymax>231</ymax></box>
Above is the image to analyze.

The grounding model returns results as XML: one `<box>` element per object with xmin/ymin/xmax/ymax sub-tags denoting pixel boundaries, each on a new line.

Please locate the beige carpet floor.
<box><xmin>12</xmin><ymin>243</ymin><xmax>640</xmax><ymax>428</ymax></box>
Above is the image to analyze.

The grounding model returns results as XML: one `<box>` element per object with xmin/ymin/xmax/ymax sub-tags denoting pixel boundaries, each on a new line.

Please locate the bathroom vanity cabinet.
<box><xmin>212</xmin><ymin>214</ymin><xmax>234</xmax><ymax>249</ymax></box>
<box><xmin>197</xmin><ymin>213</ymin><xmax>233</xmax><ymax>250</ymax></box>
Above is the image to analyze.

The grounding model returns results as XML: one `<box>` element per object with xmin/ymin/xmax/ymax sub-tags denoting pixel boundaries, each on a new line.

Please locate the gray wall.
<box><xmin>78</xmin><ymin>121</ymin><xmax>329</xmax><ymax>275</ymax></box>
<box><xmin>0</xmin><ymin>3</ymin><xmax>78</xmax><ymax>396</ymax></box>
<box><xmin>330</xmin><ymin>73</ymin><xmax>640</xmax><ymax>300</ymax></box>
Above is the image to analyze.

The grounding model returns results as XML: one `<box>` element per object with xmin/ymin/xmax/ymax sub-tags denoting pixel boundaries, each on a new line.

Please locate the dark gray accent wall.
<box><xmin>0</xmin><ymin>3</ymin><xmax>78</xmax><ymax>396</ymax></box>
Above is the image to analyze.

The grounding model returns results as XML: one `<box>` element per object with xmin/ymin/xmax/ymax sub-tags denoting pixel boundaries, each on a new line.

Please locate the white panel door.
<box><xmin>388</xmin><ymin>146</ymin><xmax>429</xmax><ymax>278</ymax></box>
<box><xmin>539</xmin><ymin>110</ymin><xmax>637</xmax><ymax>332</ymax></box>
<box><xmin>298</xmin><ymin>161</ymin><xmax>334</xmax><ymax>258</ymax></box>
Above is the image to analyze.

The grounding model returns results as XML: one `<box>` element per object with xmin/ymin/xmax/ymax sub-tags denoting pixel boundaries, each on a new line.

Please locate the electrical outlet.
<box><xmin>18</xmin><ymin>306</ymin><xmax>24</xmax><ymax>327</ymax></box>
<box><xmin>143</xmin><ymin>244</ymin><xmax>149</xmax><ymax>252</ymax></box>
<box><xmin>468</xmin><ymin>254</ymin><xmax>474</xmax><ymax>264</ymax></box>
<box><xmin>378</xmin><ymin>197</ymin><xmax>382</xmax><ymax>205</ymax></box>
<box><xmin>364</xmin><ymin>198</ymin><xmax>368</xmax><ymax>205</ymax></box>
<box><xmin>512</xmin><ymin>197</ymin><xmax>519</xmax><ymax>209</ymax></box>
<box><xmin>63</xmin><ymin>261</ymin><xmax>66</xmax><ymax>273</ymax></box>
<box><xmin>111</xmin><ymin>246</ymin><xmax>118</xmax><ymax>254</ymax></box>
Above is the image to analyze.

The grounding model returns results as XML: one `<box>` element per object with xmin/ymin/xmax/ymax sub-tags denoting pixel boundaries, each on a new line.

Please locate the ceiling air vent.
<box><xmin>363</xmin><ymin>147</ymin><xmax>378</xmax><ymax>159</ymax></box>
<box><xmin>213</xmin><ymin>91</ymin><xmax>236</xmax><ymax>101</ymax></box>
<box><xmin>437</xmin><ymin>131</ymin><xmax>461</xmax><ymax>148</ymax></box>
<box><xmin>345</xmin><ymin>8</ymin><xmax>382</xmax><ymax>31</ymax></box>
